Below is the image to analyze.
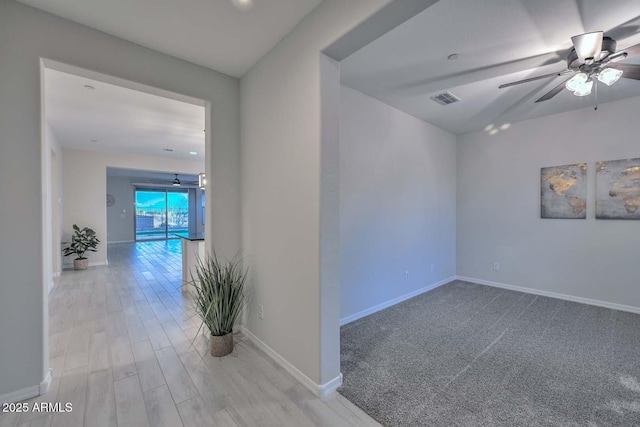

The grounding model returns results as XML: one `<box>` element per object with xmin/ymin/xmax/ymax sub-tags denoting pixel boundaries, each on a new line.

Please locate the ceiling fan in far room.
<box><xmin>499</xmin><ymin>31</ymin><xmax>640</xmax><ymax>107</ymax></box>
<box><xmin>170</xmin><ymin>174</ymin><xmax>200</xmax><ymax>187</ymax></box>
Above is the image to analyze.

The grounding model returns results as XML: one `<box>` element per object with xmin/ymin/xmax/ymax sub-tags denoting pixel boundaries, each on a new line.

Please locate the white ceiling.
<box><xmin>18</xmin><ymin>0</ymin><xmax>322</xmax><ymax>77</ymax></box>
<box><xmin>341</xmin><ymin>0</ymin><xmax>640</xmax><ymax>134</ymax></box>
<box><xmin>45</xmin><ymin>68</ymin><xmax>206</xmax><ymax>162</ymax></box>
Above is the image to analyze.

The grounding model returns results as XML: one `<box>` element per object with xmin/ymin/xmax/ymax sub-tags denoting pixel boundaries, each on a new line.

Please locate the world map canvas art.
<box><xmin>540</xmin><ymin>163</ymin><xmax>587</xmax><ymax>219</ymax></box>
<box><xmin>596</xmin><ymin>158</ymin><xmax>640</xmax><ymax>220</ymax></box>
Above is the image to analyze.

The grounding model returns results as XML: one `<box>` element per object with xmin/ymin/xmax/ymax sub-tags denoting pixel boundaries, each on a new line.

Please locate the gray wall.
<box><xmin>340</xmin><ymin>86</ymin><xmax>457</xmax><ymax>320</ymax></box>
<box><xmin>241</xmin><ymin>0</ymin><xmax>391</xmax><ymax>389</ymax></box>
<box><xmin>106</xmin><ymin>176</ymin><xmax>135</xmax><ymax>243</ymax></box>
<box><xmin>0</xmin><ymin>0</ymin><xmax>239</xmax><ymax>399</ymax></box>
<box><xmin>457</xmin><ymin>95</ymin><xmax>640</xmax><ymax>309</ymax></box>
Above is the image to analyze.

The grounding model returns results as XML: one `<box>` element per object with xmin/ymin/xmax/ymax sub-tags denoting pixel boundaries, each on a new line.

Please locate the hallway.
<box><xmin>1</xmin><ymin>242</ymin><xmax>377</xmax><ymax>427</ymax></box>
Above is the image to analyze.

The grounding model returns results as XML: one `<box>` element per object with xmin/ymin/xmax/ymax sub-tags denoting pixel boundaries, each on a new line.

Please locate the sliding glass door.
<box><xmin>167</xmin><ymin>191</ymin><xmax>189</xmax><ymax>237</ymax></box>
<box><xmin>135</xmin><ymin>188</ymin><xmax>189</xmax><ymax>240</ymax></box>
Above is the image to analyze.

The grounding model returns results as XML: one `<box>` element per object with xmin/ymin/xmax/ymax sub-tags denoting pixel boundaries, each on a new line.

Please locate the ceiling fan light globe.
<box><xmin>574</xmin><ymin>80</ymin><xmax>593</xmax><ymax>97</ymax></box>
<box><xmin>565</xmin><ymin>72</ymin><xmax>588</xmax><ymax>91</ymax></box>
<box><xmin>597</xmin><ymin>68</ymin><xmax>623</xmax><ymax>86</ymax></box>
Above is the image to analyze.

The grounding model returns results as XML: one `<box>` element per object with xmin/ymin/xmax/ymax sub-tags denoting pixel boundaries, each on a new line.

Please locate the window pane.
<box><xmin>135</xmin><ymin>190</ymin><xmax>167</xmax><ymax>240</ymax></box>
<box><xmin>167</xmin><ymin>190</ymin><xmax>189</xmax><ymax>238</ymax></box>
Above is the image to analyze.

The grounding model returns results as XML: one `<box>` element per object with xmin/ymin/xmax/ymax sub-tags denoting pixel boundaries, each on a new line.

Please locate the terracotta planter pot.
<box><xmin>74</xmin><ymin>258</ymin><xmax>89</xmax><ymax>270</ymax></box>
<box><xmin>210</xmin><ymin>332</ymin><xmax>233</xmax><ymax>357</ymax></box>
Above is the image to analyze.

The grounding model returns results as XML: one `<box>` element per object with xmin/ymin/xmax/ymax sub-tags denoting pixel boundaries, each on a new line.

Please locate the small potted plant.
<box><xmin>189</xmin><ymin>251</ymin><xmax>247</xmax><ymax>357</ymax></box>
<box><xmin>63</xmin><ymin>224</ymin><xmax>100</xmax><ymax>270</ymax></box>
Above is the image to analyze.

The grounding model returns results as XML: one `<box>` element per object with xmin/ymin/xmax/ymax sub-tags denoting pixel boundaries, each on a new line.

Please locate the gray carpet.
<box><xmin>339</xmin><ymin>280</ymin><xmax>640</xmax><ymax>426</ymax></box>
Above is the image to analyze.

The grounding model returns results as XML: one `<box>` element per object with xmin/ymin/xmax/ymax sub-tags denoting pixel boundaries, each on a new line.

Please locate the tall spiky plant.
<box><xmin>189</xmin><ymin>252</ymin><xmax>247</xmax><ymax>337</ymax></box>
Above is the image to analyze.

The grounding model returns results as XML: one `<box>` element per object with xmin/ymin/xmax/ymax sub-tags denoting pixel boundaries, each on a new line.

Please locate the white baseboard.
<box><xmin>63</xmin><ymin>260</ymin><xmax>108</xmax><ymax>270</ymax></box>
<box><xmin>53</xmin><ymin>272</ymin><xmax>60</xmax><ymax>278</ymax></box>
<box><xmin>0</xmin><ymin>384</ymin><xmax>39</xmax><ymax>405</ymax></box>
<box><xmin>340</xmin><ymin>276</ymin><xmax>456</xmax><ymax>326</ymax></box>
<box><xmin>0</xmin><ymin>369</ymin><xmax>52</xmax><ymax>404</ymax></box>
<box><xmin>90</xmin><ymin>260</ymin><xmax>108</xmax><ymax>267</ymax></box>
<box><xmin>40</xmin><ymin>369</ymin><xmax>53</xmax><ymax>394</ymax></box>
<box><xmin>241</xmin><ymin>327</ymin><xmax>342</xmax><ymax>398</ymax></box>
<box><xmin>48</xmin><ymin>280</ymin><xmax>54</xmax><ymax>295</ymax></box>
<box><xmin>456</xmin><ymin>276</ymin><xmax>640</xmax><ymax>315</ymax></box>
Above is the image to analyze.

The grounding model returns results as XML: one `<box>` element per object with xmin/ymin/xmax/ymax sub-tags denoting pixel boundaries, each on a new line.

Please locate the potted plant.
<box><xmin>63</xmin><ymin>224</ymin><xmax>100</xmax><ymax>270</ymax></box>
<box><xmin>189</xmin><ymin>251</ymin><xmax>247</xmax><ymax>357</ymax></box>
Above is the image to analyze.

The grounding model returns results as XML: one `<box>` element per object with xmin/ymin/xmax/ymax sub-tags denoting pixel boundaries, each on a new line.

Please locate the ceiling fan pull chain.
<box><xmin>594</xmin><ymin>79</ymin><xmax>598</xmax><ymax>111</ymax></box>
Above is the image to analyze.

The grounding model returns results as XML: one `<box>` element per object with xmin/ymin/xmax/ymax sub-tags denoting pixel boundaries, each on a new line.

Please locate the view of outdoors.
<box><xmin>135</xmin><ymin>189</ymin><xmax>189</xmax><ymax>240</ymax></box>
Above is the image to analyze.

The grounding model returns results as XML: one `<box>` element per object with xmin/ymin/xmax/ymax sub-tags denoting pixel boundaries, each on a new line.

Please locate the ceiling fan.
<box><xmin>499</xmin><ymin>31</ymin><xmax>640</xmax><ymax>104</ymax></box>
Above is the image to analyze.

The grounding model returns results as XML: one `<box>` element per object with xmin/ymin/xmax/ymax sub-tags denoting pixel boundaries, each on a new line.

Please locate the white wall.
<box><xmin>340</xmin><ymin>86</ymin><xmax>457</xmax><ymax>321</ymax></box>
<box><xmin>0</xmin><ymin>0</ymin><xmax>239</xmax><ymax>400</ymax></box>
<box><xmin>457</xmin><ymin>96</ymin><xmax>640</xmax><ymax>309</ymax></box>
<box><xmin>106</xmin><ymin>176</ymin><xmax>135</xmax><ymax>243</ymax></box>
<box><xmin>63</xmin><ymin>148</ymin><xmax>202</xmax><ymax>265</ymax></box>
<box><xmin>241</xmin><ymin>0</ymin><xmax>391</xmax><ymax>391</ymax></box>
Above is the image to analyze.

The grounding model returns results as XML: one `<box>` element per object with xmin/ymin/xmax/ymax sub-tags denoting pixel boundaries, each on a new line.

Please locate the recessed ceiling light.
<box><xmin>447</xmin><ymin>53</ymin><xmax>459</xmax><ymax>60</ymax></box>
<box><xmin>231</xmin><ymin>0</ymin><xmax>253</xmax><ymax>11</ymax></box>
<box><xmin>189</xmin><ymin>151</ymin><xmax>198</xmax><ymax>156</ymax></box>
<box><xmin>484</xmin><ymin>124</ymin><xmax>495</xmax><ymax>132</ymax></box>
<box><xmin>83</xmin><ymin>84</ymin><xmax>96</xmax><ymax>90</ymax></box>
<box><xmin>164</xmin><ymin>148</ymin><xmax>174</xmax><ymax>152</ymax></box>
<box><xmin>499</xmin><ymin>123</ymin><xmax>511</xmax><ymax>130</ymax></box>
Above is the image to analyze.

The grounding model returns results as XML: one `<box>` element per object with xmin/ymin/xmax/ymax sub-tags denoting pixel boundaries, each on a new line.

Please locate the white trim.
<box><xmin>320</xmin><ymin>373</ymin><xmax>343</xmax><ymax>398</ymax></box>
<box><xmin>340</xmin><ymin>276</ymin><xmax>456</xmax><ymax>326</ymax></box>
<box><xmin>48</xmin><ymin>280</ymin><xmax>54</xmax><ymax>295</ymax></box>
<box><xmin>62</xmin><ymin>260</ymin><xmax>108</xmax><ymax>270</ymax></box>
<box><xmin>107</xmin><ymin>240</ymin><xmax>135</xmax><ymax>244</ymax></box>
<box><xmin>0</xmin><ymin>369</ymin><xmax>51</xmax><ymax>404</ymax></box>
<box><xmin>456</xmin><ymin>276</ymin><xmax>640</xmax><ymax>315</ymax></box>
<box><xmin>40</xmin><ymin>369</ymin><xmax>53</xmax><ymax>394</ymax></box>
<box><xmin>241</xmin><ymin>327</ymin><xmax>342</xmax><ymax>398</ymax></box>
<box><xmin>0</xmin><ymin>384</ymin><xmax>40</xmax><ymax>405</ymax></box>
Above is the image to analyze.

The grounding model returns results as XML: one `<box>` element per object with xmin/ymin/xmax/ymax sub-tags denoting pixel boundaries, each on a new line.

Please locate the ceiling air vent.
<box><xmin>431</xmin><ymin>91</ymin><xmax>461</xmax><ymax>106</ymax></box>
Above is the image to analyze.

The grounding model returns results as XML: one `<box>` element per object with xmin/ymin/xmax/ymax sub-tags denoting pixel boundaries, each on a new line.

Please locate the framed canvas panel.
<box><xmin>596</xmin><ymin>158</ymin><xmax>640</xmax><ymax>220</ymax></box>
<box><xmin>540</xmin><ymin>163</ymin><xmax>587</xmax><ymax>219</ymax></box>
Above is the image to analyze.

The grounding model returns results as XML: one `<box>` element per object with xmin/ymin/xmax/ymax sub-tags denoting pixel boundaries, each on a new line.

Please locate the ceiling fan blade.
<box><xmin>605</xmin><ymin>14</ymin><xmax>640</xmax><ymax>43</ymax></box>
<box><xmin>571</xmin><ymin>31</ymin><xmax>603</xmax><ymax>63</ymax></box>
<box><xmin>498</xmin><ymin>70</ymin><xmax>573</xmax><ymax>89</ymax></box>
<box><xmin>534</xmin><ymin>77</ymin><xmax>572</xmax><ymax>103</ymax></box>
<box><xmin>609</xmin><ymin>63</ymin><xmax>640</xmax><ymax>80</ymax></box>
<box><xmin>618</xmin><ymin>42</ymin><xmax>640</xmax><ymax>59</ymax></box>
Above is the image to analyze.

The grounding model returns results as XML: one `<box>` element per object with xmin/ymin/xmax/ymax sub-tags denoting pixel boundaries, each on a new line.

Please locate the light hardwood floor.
<box><xmin>0</xmin><ymin>241</ymin><xmax>379</xmax><ymax>427</ymax></box>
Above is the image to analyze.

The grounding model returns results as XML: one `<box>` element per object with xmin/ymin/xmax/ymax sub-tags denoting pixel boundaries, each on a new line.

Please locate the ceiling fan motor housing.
<box><xmin>567</xmin><ymin>37</ymin><xmax>616</xmax><ymax>69</ymax></box>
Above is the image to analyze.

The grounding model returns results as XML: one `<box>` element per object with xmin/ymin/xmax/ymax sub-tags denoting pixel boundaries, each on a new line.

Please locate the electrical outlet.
<box><xmin>430</xmin><ymin>264</ymin><xmax>435</xmax><ymax>273</ymax></box>
<box><xmin>258</xmin><ymin>304</ymin><xmax>264</xmax><ymax>320</ymax></box>
<box><xmin>492</xmin><ymin>262</ymin><xmax>500</xmax><ymax>271</ymax></box>
<box><xmin>405</xmin><ymin>271</ymin><xmax>409</xmax><ymax>280</ymax></box>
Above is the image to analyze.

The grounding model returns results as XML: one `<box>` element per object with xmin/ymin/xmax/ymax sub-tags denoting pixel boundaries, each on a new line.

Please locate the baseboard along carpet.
<box><xmin>339</xmin><ymin>280</ymin><xmax>640</xmax><ymax>426</ymax></box>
